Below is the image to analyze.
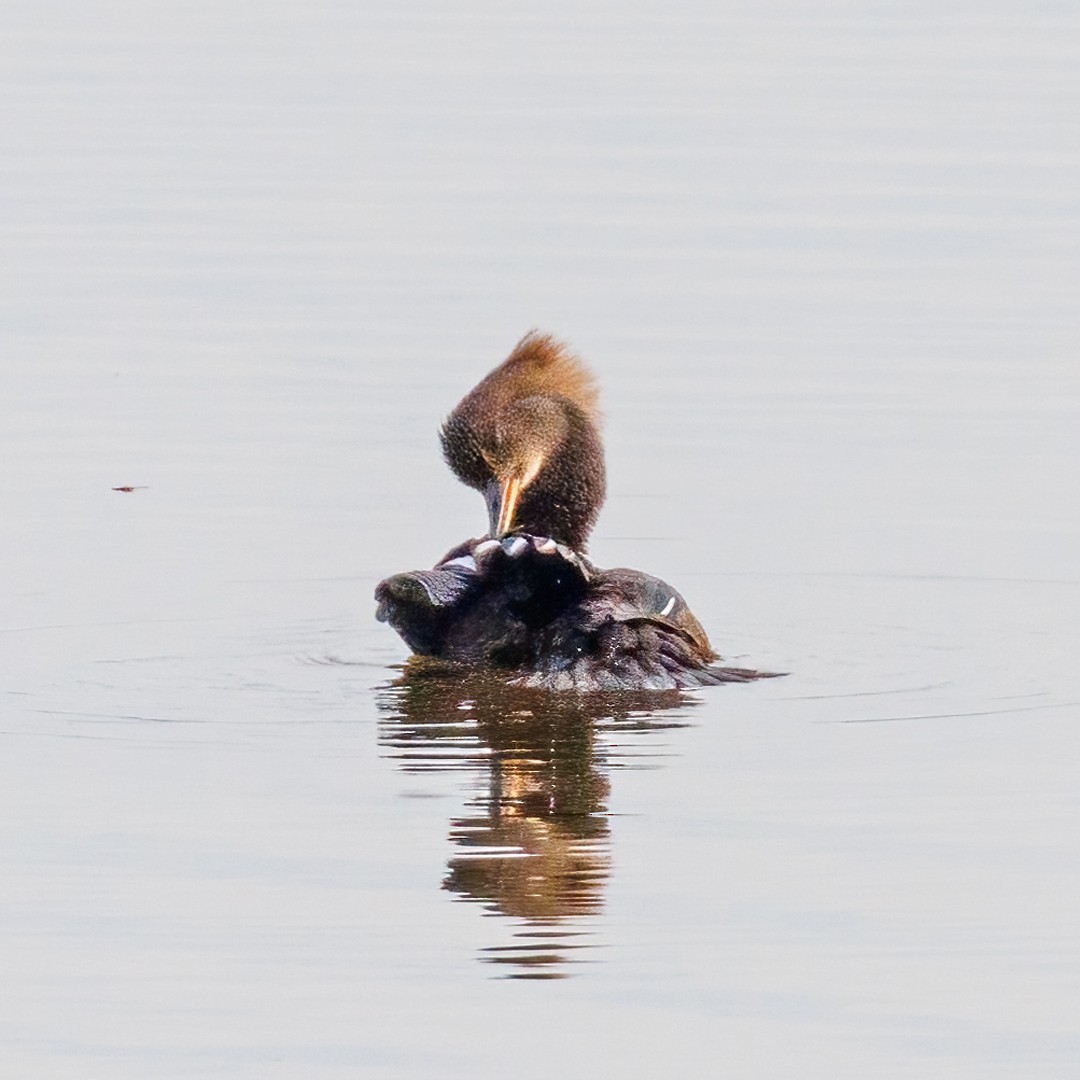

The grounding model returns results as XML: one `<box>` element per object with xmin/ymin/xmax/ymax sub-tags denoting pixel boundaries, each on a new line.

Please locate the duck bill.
<box><xmin>486</xmin><ymin>476</ymin><xmax>523</xmax><ymax>538</ymax></box>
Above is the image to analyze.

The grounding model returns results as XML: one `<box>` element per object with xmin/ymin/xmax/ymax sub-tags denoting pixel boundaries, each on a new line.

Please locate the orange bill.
<box><xmin>494</xmin><ymin>476</ymin><xmax>523</xmax><ymax>537</ymax></box>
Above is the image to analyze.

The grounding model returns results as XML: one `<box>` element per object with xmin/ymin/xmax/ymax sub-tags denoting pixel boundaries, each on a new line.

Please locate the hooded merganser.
<box><xmin>375</xmin><ymin>332</ymin><xmax>777</xmax><ymax>691</ymax></box>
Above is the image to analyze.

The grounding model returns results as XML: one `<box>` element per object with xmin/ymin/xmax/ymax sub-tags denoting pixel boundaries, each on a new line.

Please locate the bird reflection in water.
<box><xmin>378</xmin><ymin>661</ymin><xmax>697</xmax><ymax>979</ymax></box>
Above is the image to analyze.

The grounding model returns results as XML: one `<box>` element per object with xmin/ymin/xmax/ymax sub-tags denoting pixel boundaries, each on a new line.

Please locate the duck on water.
<box><xmin>375</xmin><ymin>332</ymin><xmax>778</xmax><ymax>691</ymax></box>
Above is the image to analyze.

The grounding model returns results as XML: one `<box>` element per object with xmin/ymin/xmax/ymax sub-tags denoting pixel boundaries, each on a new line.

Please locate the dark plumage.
<box><xmin>376</xmin><ymin>535</ymin><xmax>772</xmax><ymax>690</ymax></box>
<box><xmin>375</xmin><ymin>331</ymin><xmax>778</xmax><ymax>691</ymax></box>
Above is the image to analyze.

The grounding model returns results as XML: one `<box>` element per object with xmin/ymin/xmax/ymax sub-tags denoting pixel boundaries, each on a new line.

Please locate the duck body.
<box><xmin>376</xmin><ymin>533</ymin><xmax>769</xmax><ymax>691</ymax></box>
<box><xmin>375</xmin><ymin>331</ymin><xmax>777</xmax><ymax>691</ymax></box>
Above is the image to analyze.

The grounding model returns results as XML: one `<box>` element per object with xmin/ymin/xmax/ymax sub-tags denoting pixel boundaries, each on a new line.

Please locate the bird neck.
<box><xmin>516</xmin><ymin>403</ymin><xmax>606</xmax><ymax>550</ymax></box>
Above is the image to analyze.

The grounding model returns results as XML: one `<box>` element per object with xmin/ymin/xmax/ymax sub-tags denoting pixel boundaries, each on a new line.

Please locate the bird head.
<box><xmin>440</xmin><ymin>332</ymin><xmax>606</xmax><ymax>551</ymax></box>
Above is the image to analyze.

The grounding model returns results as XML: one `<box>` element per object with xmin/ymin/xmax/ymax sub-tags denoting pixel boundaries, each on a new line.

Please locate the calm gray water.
<box><xmin>3</xmin><ymin>2</ymin><xmax>1079</xmax><ymax>1077</ymax></box>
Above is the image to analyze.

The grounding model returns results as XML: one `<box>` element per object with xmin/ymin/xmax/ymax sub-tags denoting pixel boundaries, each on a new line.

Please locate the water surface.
<box><xmin>2</xmin><ymin>2</ymin><xmax>1079</xmax><ymax>1077</ymax></box>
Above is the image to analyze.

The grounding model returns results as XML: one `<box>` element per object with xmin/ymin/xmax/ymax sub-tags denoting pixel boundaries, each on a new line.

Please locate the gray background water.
<box><xmin>3</xmin><ymin>1</ymin><xmax>1078</xmax><ymax>1076</ymax></box>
